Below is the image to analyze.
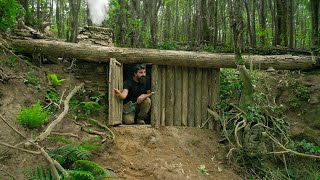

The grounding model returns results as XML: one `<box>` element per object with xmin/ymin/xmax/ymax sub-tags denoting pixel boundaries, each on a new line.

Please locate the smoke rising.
<box><xmin>86</xmin><ymin>0</ymin><xmax>110</xmax><ymax>26</ymax></box>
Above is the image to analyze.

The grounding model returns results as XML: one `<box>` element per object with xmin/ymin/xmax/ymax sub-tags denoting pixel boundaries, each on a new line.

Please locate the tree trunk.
<box><xmin>214</xmin><ymin>0</ymin><xmax>218</xmax><ymax>47</ymax></box>
<box><xmin>200</xmin><ymin>0</ymin><xmax>210</xmax><ymax>42</ymax></box>
<box><xmin>310</xmin><ymin>0</ymin><xmax>320</xmax><ymax>48</ymax></box>
<box><xmin>288</xmin><ymin>0</ymin><xmax>294</xmax><ymax>48</ymax></box>
<box><xmin>6</xmin><ymin>39</ymin><xmax>317</xmax><ymax>70</ymax></box>
<box><xmin>275</xmin><ymin>0</ymin><xmax>288</xmax><ymax>46</ymax></box>
<box><xmin>68</xmin><ymin>0</ymin><xmax>82</xmax><ymax>43</ymax></box>
<box><xmin>252</xmin><ymin>0</ymin><xmax>257</xmax><ymax>46</ymax></box>
<box><xmin>244</xmin><ymin>0</ymin><xmax>253</xmax><ymax>46</ymax></box>
<box><xmin>259</xmin><ymin>0</ymin><xmax>267</xmax><ymax>45</ymax></box>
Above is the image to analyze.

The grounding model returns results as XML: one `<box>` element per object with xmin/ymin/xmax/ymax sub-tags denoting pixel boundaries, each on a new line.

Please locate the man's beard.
<box><xmin>138</xmin><ymin>76</ymin><xmax>146</xmax><ymax>84</ymax></box>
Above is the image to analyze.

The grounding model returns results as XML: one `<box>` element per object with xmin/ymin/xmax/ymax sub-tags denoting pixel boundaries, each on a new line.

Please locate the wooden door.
<box><xmin>108</xmin><ymin>58</ymin><xmax>123</xmax><ymax>125</ymax></box>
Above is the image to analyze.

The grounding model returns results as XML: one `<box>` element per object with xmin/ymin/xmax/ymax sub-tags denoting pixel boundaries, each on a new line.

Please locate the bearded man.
<box><xmin>114</xmin><ymin>64</ymin><xmax>151</xmax><ymax>125</ymax></box>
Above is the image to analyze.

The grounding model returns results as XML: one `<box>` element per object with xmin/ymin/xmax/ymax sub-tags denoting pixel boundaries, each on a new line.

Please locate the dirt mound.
<box><xmin>95</xmin><ymin>126</ymin><xmax>241</xmax><ymax>180</ymax></box>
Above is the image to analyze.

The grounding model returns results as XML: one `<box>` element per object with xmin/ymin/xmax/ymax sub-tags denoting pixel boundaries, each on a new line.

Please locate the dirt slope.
<box><xmin>95</xmin><ymin>126</ymin><xmax>241</xmax><ymax>180</ymax></box>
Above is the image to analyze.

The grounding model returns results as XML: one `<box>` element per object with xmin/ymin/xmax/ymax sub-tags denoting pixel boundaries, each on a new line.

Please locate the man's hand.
<box><xmin>114</xmin><ymin>88</ymin><xmax>128</xmax><ymax>100</ymax></box>
<box><xmin>137</xmin><ymin>94</ymin><xmax>146</xmax><ymax>104</ymax></box>
<box><xmin>114</xmin><ymin>88</ymin><xmax>121</xmax><ymax>97</ymax></box>
<box><xmin>137</xmin><ymin>92</ymin><xmax>154</xmax><ymax>104</ymax></box>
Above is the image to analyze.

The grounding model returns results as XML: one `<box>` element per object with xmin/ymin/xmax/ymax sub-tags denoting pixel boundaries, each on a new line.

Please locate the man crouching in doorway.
<box><xmin>114</xmin><ymin>64</ymin><xmax>152</xmax><ymax>125</ymax></box>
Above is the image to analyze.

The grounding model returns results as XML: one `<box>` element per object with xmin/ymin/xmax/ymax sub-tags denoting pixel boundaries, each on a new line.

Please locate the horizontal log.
<box><xmin>6</xmin><ymin>39</ymin><xmax>319</xmax><ymax>70</ymax></box>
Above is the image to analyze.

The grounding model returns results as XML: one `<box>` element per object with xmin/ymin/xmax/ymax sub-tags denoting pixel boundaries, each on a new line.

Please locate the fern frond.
<box><xmin>80</xmin><ymin>136</ymin><xmax>101</xmax><ymax>146</ymax></box>
<box><xmin>47</xmin><ymin>73</ymin><xmax>65</xmax><ymax>86</ymax></box>
<box><xmin>49</xmin><ymin>144</ymin><xmax>92</xmax><ymax>165</ymax></box>
<box><xmin>79</xmin><ymin>136</ymin><xmax>102</xmax><ymax>150</ymax></box>
<box><xmin>72</xmin><ymin>146</ymin><xmax>92</xmax><ymax>161</ymax></box>
<box><xmin>66</xmin><ymin>170</ymin><xmax>95</xmax><ymax>180</ymax></box>
<box><xmin>23</xmin><ymin>166</ymin><xmax>54</xmax><ymax>180</ymax></box>
<box><xmin>17</xmin><ymin>100</ymin><xmax>48</xmax><ymax>129</ymax></box>
<box><xmin>80</xmin><ymin>144</ymin><xmax>101</xmax><ymax>151</ymax></box>
<box><xmin>48</xmin><ymin>136</ymin><xmax>73</xmax><ymax>144</ymax></box>
<box><xmin>74</xmin><ymin>160</ymin><xmax>114</xmax><ymax>179</ymax></box>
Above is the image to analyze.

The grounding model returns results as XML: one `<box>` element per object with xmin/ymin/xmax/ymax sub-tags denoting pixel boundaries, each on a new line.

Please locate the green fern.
<box><xmin>79</xmin><ymin>136</ymin><xmax>102</xmax><ymax>151</ymax></box>
<box><xmin>48</xmin><ymin>136</ymin><xmax>73</xmax><ymax>144</ymax></box>
<box><xmin>80</xmin><ymin>101</ymin><xmax>101</xmax><ymax>115</ymax></box>
<box><xmin>74</xmin><ymin>160</ymin><xmax>114</xmax><ymax>179</ymax></box>
<box><xmin>66</xmin><ymin>170</ymin><xmax>95</xmax><ymax>180</ymax></box>
<box><xmin>23</xmin><ymin>165</ymin><xmax>54</xmax><ymax>180</ymax></box>
<box><xmin>48</xmin><ymin>144</ymin><xmax>92</xmax><ymax>166</ymax></box>
<box><xmin>47</xmin><ymin>73</ymin><xmax>65</xmax><ymax>86</ymax></box>
<box><xmin>17</xmin><ymin>100</ymin><xmax>48</xmax><ymax>129</ymax></box>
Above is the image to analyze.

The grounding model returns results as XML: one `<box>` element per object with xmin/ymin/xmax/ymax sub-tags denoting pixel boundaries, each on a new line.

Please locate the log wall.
<box><xmin>151</xmin><ymin>65</ymin><xmax>220</xmax><ymax>129</ymax></box>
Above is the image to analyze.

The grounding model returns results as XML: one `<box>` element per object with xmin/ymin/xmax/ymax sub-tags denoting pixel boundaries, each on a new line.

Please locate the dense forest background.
<box><xmin>1</xmin><ymin>0</ymin><xmax>319</xmax><ymax>51</ymax></box>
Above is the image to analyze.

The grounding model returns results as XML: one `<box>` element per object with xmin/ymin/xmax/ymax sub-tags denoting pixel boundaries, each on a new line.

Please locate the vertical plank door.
<box><xmin>108</xmin><ymin>58</ymin><xmax>123</xmax><ymax>125</ymax></box>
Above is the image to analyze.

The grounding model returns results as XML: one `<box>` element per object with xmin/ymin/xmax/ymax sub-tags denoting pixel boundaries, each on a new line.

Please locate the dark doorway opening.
<box><xmin>122</xmin><ymin>63</ymin><xmax>152</xmax><ymax>124</ymax></box>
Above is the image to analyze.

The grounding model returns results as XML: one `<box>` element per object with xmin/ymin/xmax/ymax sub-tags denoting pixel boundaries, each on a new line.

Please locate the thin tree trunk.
<box><xmin>310</xmin><ymin>0</ymin><xmax>320</xmax><ymax>48</ymax></box>
<box><xmin>288</xmin><ymin>0</ymin><xmax>294</xmax><ymax>48</ymax></box>
<box><xmin>259</xmin><ymin>0</ymin><xmax>267</xmax><ymax>45</ymax></box>
<box><xmin>68</xmin><ymin>0</ymin><xmax>82</xmax><ymax>43</ymax></box>
<box><xmin>244</xmin><ymin>0</ymin><xmax>253</xmax><ymax>45</ymax></box>
<box><xmin>252</xmin><ymin>0</ymin><xmax>257</xmax><ymax>46</ymax></box>
<box><xmin>214</xmin><ymin>0</ymin><xmax>218</xmax><ymax>47</ymax></box>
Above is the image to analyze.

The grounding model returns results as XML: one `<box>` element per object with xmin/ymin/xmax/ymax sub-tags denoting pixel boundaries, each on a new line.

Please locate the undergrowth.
<box><xmin>17</xmin><ymin>100</ymin><xmax>48</xmax><ymax>128</ymax></box>
<box><xmin>217</xmin><ymin>69</ymin><xmax>320</xmax><ymax>180</ymax></box>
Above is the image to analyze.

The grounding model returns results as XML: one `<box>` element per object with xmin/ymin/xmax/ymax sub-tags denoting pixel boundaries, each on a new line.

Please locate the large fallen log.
<box><xmin>6</xmin><ymin>39</ymin><xmax>319</xmax><ymax>70</ymax></box>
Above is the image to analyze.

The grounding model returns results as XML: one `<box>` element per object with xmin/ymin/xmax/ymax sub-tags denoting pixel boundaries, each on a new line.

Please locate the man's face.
<box><xmin>134</xmin><ymin>69</ymin><xmax>146</xmax><ymax>78</ymax></box>
<box><xmin>134</xmin><ymin>68</ymin><xmax>146</xmax><ymax>80</ymax></box>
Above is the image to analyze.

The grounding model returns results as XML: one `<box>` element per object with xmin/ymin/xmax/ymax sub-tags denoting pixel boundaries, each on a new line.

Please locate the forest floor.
<box><xmin>0</xmin><ymin>45</ymin><xmax>320</xmax><ymax>179</ymax></box>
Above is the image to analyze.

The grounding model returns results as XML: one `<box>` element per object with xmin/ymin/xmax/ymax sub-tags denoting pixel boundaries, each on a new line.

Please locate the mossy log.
<box><xmin>6</xmin><ymin>39</ymin><xmax>319</xmax><ymax>70</ymax></box>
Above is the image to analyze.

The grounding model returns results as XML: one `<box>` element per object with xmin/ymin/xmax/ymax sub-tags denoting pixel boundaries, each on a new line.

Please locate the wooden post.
<box><xmin>181</xmin><ymin>67</ymin><xmax>188</xmax><ymax>126</ymax></box>
<box><xmin>160</xmin><ymin>66</ymin><xmax>166</xmax><ymax>126</ymax></box>
<box><xmin>208</xmin><ymin>69</ymin><xmax>214</xmax><ymax>130</ymax></box>
<box><xmin>151</xmin><ymin>65</ymin><xmax>160</xmax><ymax>128</ymax></box>
<box><xmin>194</xmin><ymin>68</ymin><xmax>202</xmax><ymax>127</ymax></box>
<box><xmin>187</xmin><ymin>68</ymin><xmax>195</xmax><ymax>127</ymax></box>
<box><xmin>201</xmin><ymin>68</ymin><xmax>209</xmax><ymax>129</ymax></box>
<box><xmin>165</xmin><ymin>66</ymin><xmax>175</xmax><ymax>126</ymax></box>
<box><xmin>174</xmin><ymin>66</ymin><xmax>182</xmax><ymax>126</ymax></box>
<box><xmin>211</xmin><ymin>68</ymin><xmax>220</xmax><ymax>108</ymax></box>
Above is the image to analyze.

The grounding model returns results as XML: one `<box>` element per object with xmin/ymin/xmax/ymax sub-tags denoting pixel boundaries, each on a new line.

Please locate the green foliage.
<box><xmin>296</xmin><ymin>139</ymin><xmax>320</xmax><ymax>155</ymax></box>
<box><xmin>79</xmin><ymin>136</ymin><xmax>102</xmax><ymax>151</ymax></box>
<box><xmin>48</xmin><ymin>136</ymin><xmax>73</xmax><ymax>144</ymax></box>
<box><xmin>47</xmin><ymin>73</ymin><xmax>65</xmax><ymax>86</ymax></box>
<box><xmin>0</xmin><ymin>0</ymin><xmax>22</xmax><ymax>31</ymax></box>
<box><xmin>219</xmin><ymin>69</ymin><xmax>243</xmax><ymax>99</ymax></box>
<box><xmin>74</xmin><ymin>160</ymin><xmax>114</xmax><ymax>179</ymax></box>
<box><xmin>66</xmin><ymin>170</ymin><xmax>95</xmax><ymax>180</ymax></box>
<box><xmin>17</xmin><ymin>100</ymin><xmax>48</xmax><ymax>128</ymax></box>
<box><xmin>198</xmin><ymin>165</ymin><xmax>209</xmax><ymax>175</ymax></box>
<box><xmin>45</xmin><ymin>88</ymin><xmax>60</xmax><ymax>104</ymax></box>
<box><xmin>80</xmin><ymin>101</ymin><xmax>101</xmax><ymax>115</ymax></box>
<box><xmin>23</xmin><ymin>165</ymin><xmax>54</xmax><ymax>180</ymax></box>
<box><xmin>25</xmin><ymin>70</ymin><xmax>40</xmax><ymax>86</ymax></box>
<box><xmin>90</xmin><ymin>92</ymin><xmax>106</xmax><ymax>103</ymax></box>
<box><xmin>70</xmin><ymin>98</ymin><xmax>80</xmax><ymax>110</ymax></box>
<box><xmin>48</xmin><ymin>144</ymin><xmax>92</xmax><ymax>166</ymax></box>
<box><xmin>0</xmin><ymin>57</ymin><xmax>16</xmax><ymax>67</ymax></box>
<box><xmin>158</xmin><ymin>41</ymin><xmax>177</xmax><ymax>50</ymax></box>
<box><xmin>288</xmin><ymin>77</ymin><xmax>310</xmax><ymax>110</ymax></box>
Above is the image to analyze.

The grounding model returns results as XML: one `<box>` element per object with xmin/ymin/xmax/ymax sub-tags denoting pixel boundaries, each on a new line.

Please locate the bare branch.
<box><xmin>36</xmin><ymin>83</ymin><xmax>84</xmax><ymax>142</ymax></box>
